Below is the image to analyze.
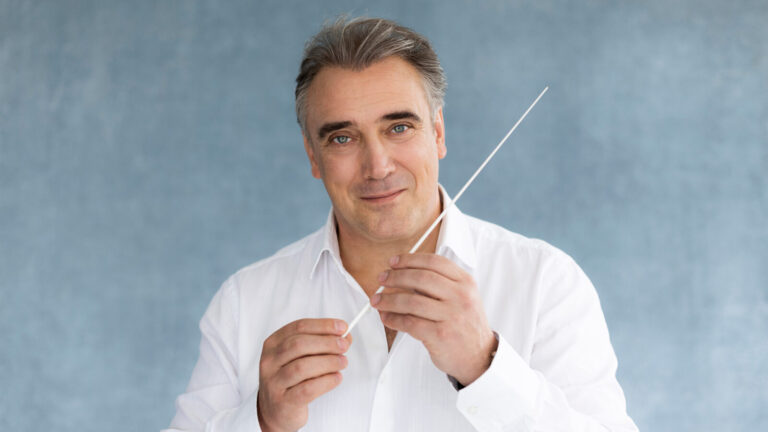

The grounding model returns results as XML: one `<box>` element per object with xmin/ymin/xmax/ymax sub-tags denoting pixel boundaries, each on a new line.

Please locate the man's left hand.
<box><xmin>371</xmin><ymin>253</ymin><xmax>497</xmax><ymax>386</ymax></box>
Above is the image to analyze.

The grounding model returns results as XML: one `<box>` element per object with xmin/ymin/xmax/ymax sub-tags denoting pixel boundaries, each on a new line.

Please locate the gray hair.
<box><xmin>295</xmin><ymin>16</ymin><xmax>446</xmax><ymax>137</ymax></box>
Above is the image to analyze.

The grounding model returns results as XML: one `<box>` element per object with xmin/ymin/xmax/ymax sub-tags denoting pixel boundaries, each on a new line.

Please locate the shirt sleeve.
<box><xmin>455</xmin><ymin>252</ymin><xmax>638</xmax><ymax>432</ymax></box>
<box><xmin>162</xmin><ymin>277</ymin><xmax>263</xmax><ymax>432</ymax></box>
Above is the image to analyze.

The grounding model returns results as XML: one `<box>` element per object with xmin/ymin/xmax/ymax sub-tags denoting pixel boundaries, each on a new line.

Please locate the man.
<box><xmin>164</xmin><ymin>17</ymin><xmax>638</xmax><ymax>432</ymax></box>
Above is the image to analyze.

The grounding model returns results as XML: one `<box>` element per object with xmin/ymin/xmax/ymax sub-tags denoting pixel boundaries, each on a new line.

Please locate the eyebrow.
<box><xmin>317</xmin><ymin>121</ymin><xmax>353</xmax><ymax>140</ymax></box>
<box><xmin>316</xmin><ymin>111</ymin><xmax>423</xmax><ymax>140</ymax></box>
<box><xmin>381</xmin><ymin>110</ymin><xmax>422</xmax><ymax>123</ymax></box>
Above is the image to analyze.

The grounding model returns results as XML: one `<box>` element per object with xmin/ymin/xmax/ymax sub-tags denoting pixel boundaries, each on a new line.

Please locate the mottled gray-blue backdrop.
<box><xmin>1</xmin><ymin>0</ymin><xmax>766</xmax><ymax>430</ymax></box>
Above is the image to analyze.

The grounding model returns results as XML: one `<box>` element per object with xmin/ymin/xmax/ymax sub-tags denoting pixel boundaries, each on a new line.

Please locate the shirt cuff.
<box><xmin>207</xmin><ymin>388</ymin><xmax>262</xmax><ymax>432</ymax></box>
<box><xmin>455</xmin><ymin>333</ymin><xmax>541</xmax><ymax>431</ymax></box>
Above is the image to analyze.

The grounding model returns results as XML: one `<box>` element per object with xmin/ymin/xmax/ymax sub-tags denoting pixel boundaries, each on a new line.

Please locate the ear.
<box><xmin>433</xmin><ymin>107</ymin><xmax>447</xmax><ymax>159</ymax></box>
<box><xmin>303</xmin><ymin>134</ymin><xmax>323</xmax><ymax>179</ymax></box>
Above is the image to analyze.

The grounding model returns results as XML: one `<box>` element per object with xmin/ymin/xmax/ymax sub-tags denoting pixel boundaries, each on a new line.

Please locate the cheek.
<box><xmin>405</xmin><ymin>142</ymin><xmax>440</xmax><ymax>180</ymax></box>
<box><xmin>319</xmin><ymin>153</ymin><xmax>359</xmax><ymax>188</ymax></box>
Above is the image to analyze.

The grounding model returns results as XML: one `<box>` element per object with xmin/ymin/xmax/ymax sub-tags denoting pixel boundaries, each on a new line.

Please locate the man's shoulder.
<box><xmin>229</xmin><ymin>226</ymin><xmax>324</xmax><ymax>283</ymax></box>
<box><xmin>462</xmin><ymin>212</ymin><xmax>574</xmax><ymax>264</ymax></box>
<box><xmin>462</xmin><ymin>213</ymin><xmax>592</xmax><ymax>299</ymax></box>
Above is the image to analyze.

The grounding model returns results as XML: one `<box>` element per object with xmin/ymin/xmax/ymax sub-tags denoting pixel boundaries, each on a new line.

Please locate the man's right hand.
<box><xmin>257</xmin><ymin>318</ymin><xmax>352</xmax><ymax>432</ymax></box>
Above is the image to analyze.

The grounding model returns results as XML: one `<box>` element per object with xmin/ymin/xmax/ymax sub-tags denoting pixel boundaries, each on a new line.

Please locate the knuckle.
<box><xmin>286</xmin><ymin>336</ymin><xmax>300</xmax><ymax>352</ymax></box>
<box><xmin>464</xmin><ymin>277</ymin><xmax>477</xmax><ymax>291</ymax></box>
<box><xmin>456</xmin><ymin>288</ymin><xmax>472</xmax><ymax>307</ymax></box>
<box><xmin>273</xmin><ymin>344</ymin><xmax>289</xmax><ymax>361</ymax></box>
<box><xmin>290</xmin><ymin>359</ymin><xmax>306</xmax><ymax>377</ymax></box>
<box><xmin>273</xmin><ymin>342</ymin><xmax>286</xmax><ymax>358</ymax></box>
<box><xmin>298</xmin><ymin>383</ymin><xmax>314</xmax><ymax>400</ymax></box>
<box><xmin>262</xmin><ymin>334</ymin><xmax>275</xmax><ymax>350</ymax></box>
<box><xmin>259</xmin><ymin>355</ymin><xmax>271</xmax><ymax>373</ymax></box>
<box><xmin>461</xmin><ymin>299</ymin><xmax>473</xmax><ymax>311</ymax></box>
<box><xmin>295</xmin><ymin>320</ymin><xmax>307</xmax><ymax>334</ymax></box>
<box><xmin>274</xmin><ymin>341</ymin><xmax>288</xmax><ymax>358</ymax></box>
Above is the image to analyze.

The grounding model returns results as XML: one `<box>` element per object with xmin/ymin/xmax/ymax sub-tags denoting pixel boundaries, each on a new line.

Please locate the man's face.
<box><xmin>302</xmin><ymin>56</ymin><xmax>446</xmax><ymax>244</ymax></box>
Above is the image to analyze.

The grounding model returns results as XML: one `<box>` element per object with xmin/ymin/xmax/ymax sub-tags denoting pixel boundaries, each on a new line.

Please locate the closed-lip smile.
<box><xmin>360</xmin><ymin>189</ymin><xmax>405</xmax><ymax>203</ymax></box>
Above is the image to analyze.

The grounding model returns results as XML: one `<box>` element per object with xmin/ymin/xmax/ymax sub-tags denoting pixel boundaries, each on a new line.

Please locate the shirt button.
<box><xmin>468</xmin><ymin>405</ymin><xmax>479</xmax><ymax>415</ymax></box>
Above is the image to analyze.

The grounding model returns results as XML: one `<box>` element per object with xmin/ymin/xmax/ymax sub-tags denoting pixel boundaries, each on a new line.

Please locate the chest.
<box><xmin>356</xmin><ymin>282</ymin><xmax>398</xmax><ymax>351</ymax></box>
<box><xmin>385</xmin><ymin>327</ymin><xmax>397</xmax><ymax>351</ymax></box>
<box><xmin>236</xmin><ymin>254</ymin><xmax>540</xmax><ymax>430</ymax></box>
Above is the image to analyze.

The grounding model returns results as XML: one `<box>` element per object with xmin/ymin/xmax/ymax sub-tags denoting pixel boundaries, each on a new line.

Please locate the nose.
<box><xmin>362</xmin><ymin>135</ymin><xmax>395</xmax><ymax>180</ymax></box>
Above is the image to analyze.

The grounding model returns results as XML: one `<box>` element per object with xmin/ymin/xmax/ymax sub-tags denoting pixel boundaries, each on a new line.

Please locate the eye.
<box><xmin>331</xmin><ymin>135</ymin><xmax>351</xmax><ymax>145</ymax></box>
<box><xmin>392</xmin><ymin>124</ymin><xmax>409</xmax><ymax>133</ymax></box>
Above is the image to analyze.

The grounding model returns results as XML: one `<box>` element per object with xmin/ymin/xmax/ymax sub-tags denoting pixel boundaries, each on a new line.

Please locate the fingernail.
<box><xmin>377</xmin><ymin>270</ymin><xmax>389</xmax><ymax>282</ymax></box>
<box><xmin>337</xmin><ymin>338</ymin><xmax>348</xmax><ymax>349</ymax></box>
<box><xmin>371</xmin><ymin>294</ymin><xmax>381</xmax><ymax>305</ymax></box>
<box><xmin>389</xmin><ymin>255</ymin><xmax>399</xmax><ymax>266</ymax></box>
<box><xmin>335</xmin><ymin>321</ymin><xmax>347</xmax><ymax>333</ymax></box>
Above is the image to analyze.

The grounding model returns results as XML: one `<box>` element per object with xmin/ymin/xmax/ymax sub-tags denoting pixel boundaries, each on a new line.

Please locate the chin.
<box><xmin>362</xmin><ymin>213</ymin><xmax>422</xmax><ymax>242</ymax></box>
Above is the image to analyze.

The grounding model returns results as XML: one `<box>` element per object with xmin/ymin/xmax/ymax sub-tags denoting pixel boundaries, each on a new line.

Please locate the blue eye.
<box><xmin>392</xmin><ymin>124</ymin><xmax>408</xmax><ymax>133</ymax></box>
<box><xmin>332</xmin><ymin>136</ymin><xmax>350</xmax><ymax>144</ymax></box>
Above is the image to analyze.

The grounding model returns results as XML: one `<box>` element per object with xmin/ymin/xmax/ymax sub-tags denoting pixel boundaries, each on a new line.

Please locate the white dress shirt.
<box><xmin>164</xmin><ymin>187</ymin><xmax>638</xmax><ymax>432</ymax></box>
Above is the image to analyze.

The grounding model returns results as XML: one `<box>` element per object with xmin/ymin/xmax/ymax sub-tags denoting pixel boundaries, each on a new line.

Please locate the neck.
<box><xmin>337</xmin><ymin>193</ymin><xmax>443</xmax><ymax>298</ymax></box>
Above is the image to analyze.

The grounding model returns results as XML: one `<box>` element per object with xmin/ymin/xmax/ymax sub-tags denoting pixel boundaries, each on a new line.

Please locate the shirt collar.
<box><xmin>309</xmin><ymin>183</ymin><xmax>478</xmax><ymax>280</ymax></box>
<box><xmin>434</xmin><ymin>184</ymin><xmax>478</xmax><ymax>272</ymax></box>
<box><xmin>309</xmin><ymin>209</ymin><xmax>343</xmax><ymax>280</ymax></box>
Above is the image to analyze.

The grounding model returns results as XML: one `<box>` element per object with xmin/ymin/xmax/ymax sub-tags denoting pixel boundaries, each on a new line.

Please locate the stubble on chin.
<box><xmin>363</xmin><ymin>201</ymin><xmax>429</xmax><ymax>242</ymax></box>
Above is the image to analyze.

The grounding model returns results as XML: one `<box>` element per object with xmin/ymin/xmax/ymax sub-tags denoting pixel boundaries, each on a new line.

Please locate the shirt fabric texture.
<box><xmin>164</xmin><ymin>186</ymin><xmax>638</xmax><ymax>431</ymax></box>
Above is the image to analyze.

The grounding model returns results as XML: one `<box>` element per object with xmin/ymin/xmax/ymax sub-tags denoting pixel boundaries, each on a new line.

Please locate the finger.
<box><xmin>273</xmin><ymin>334</ymin><xmax>350</xmax><ymax>367</ymax></box>
<box><xmin>284</xmin><ymin>372</ymin><xmax>343</xmax><ymax>405</ymax></box>
<box><xmin>389</xmin><ymin>253</ymin><xmax>466</xmax><ymax>281</ymax></box>
<box><xmin>379</xmin><ymin>312</ymin><xmax>436</xmax><ymax>342</ymax></box>
<box><xmin>372</xmin><ymin>291</ymin><xmax>447</xmax><ymax>321</ymax></box>
<box><xmin>277</xmin><ymin>354</ymin><xmax>348</xmax><ymax>389</ymax></box>
<box><xmin>379</xmin><ymin>268</ymin><xmax>453</xmax><ymax>300</ymax></box>
<box><xmin>273</xmin><ymin>318</ymin><xmax>347</xmax><ymax>343</ymax></box>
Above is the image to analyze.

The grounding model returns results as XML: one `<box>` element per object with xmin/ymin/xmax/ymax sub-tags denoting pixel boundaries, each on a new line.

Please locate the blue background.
<box><xmin>1</xmin><ymin>0</ymin><xmax>766</xmax><ymax>430</ymax></box>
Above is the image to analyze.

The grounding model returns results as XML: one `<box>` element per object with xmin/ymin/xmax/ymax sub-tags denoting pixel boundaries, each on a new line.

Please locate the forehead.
<box><xmin>304</xmin><ymin>56</ymin><xmax>431</xmax><ymax>133</ymax></box>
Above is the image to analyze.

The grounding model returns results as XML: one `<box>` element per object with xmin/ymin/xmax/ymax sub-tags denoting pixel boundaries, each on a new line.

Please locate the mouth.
<box><xmin>360</xmin><ymin>189</ymin><xmax>405</xmax><ymax>204</ymax></box>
